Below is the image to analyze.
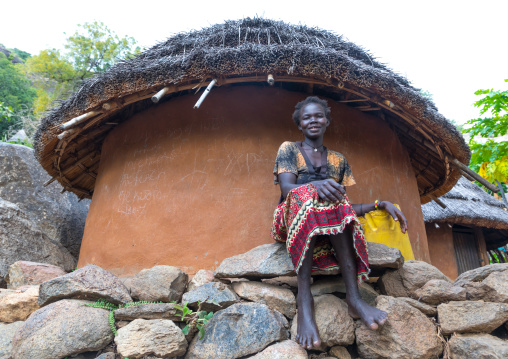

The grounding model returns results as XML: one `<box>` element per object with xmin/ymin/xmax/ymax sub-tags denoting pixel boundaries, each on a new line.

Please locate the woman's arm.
<box><xmin>278</xmin><ymin>173</ymin><xmax>346</xmax><ymax>202</ymax></box>
<box><xmin>352</xmin><ymin>201</ymin><xmax>408</xmax><ymax>234</ymax></box>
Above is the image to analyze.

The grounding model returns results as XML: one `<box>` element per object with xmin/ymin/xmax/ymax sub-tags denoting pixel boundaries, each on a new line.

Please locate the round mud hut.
<box><xmin>34</xmin><ymin>18</ymin><xmax>470</xmax><ymax>276</ymax></box>
<box><xmin>423</xmin><ymin>176</ymin><xmax>508</xmax><ymax>279</ymax></box>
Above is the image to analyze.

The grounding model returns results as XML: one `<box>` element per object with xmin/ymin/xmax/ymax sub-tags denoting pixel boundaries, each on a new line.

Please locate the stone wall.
<box><xmin>2</xmin><ymin>243</ymin><xmax>508</xmax><ymax>359</ymax></box>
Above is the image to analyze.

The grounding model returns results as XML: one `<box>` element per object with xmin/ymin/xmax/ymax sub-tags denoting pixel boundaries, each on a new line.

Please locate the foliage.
<box><xmin>0</xmin><ymin>53</ymin><xmax>36</xmax><ymax>112</ymax></box>
<box><xmin>64</xmin><ymin>21</ymin><xmax>140</xmax><ymax>80</ymax></box>
<box><xmin>463</xmin><ymin>80</ymin><xmax>508</xmax><ymax>185</ymax></box>
<box><xmin>175</xmin><ymin>301</ymin><xmax>214</xmax><ymax>340</ymax></box>
<box><xmin>26</xmin><ymin>21</ymin><xmax>140</xmax><ymax>115</ymax></box>
<box><xmin>9</xmin><ymin>48</ymin><xmax>31</xmax><ymax>62</ymax></box>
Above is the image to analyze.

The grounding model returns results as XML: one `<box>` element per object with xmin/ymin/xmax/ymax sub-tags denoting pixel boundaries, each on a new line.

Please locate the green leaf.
<box><xmin>198</xmin><ymin>325</ymin><xmax>206</xmax><ymax>340</ymax></box>
<box><xmin>182</xmin><ymin>324</ymin><xmax>189</xmax><ymax>335</ymax></box>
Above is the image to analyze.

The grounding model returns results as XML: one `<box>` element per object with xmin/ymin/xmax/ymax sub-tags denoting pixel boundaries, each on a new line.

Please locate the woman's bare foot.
<box><xmin>296</xmin><ymin>292</ymin><xmax>321</xmax><ymax>349</ymax></box>
<box><xmin>347</xmin><ymin>297</ymin><xmax>388</xmax><ymax>330</ymax></box>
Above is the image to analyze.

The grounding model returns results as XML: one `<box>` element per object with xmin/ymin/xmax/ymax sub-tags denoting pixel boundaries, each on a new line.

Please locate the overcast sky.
<box><xmin>2</xmin><ymin>0</ymin><xmax>507</xmax><ymax>124</ymax></box>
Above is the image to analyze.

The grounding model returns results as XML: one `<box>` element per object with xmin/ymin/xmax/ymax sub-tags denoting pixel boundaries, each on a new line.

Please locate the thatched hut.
<box><xmin>423</xmin><ymin>177</ymin><xmax>508</xmax><ymax>279</ymax></box>
<box><xmin>34</xmin><ymin>18</ymin><xmax>471</xmax><ymax>275</ymax></box>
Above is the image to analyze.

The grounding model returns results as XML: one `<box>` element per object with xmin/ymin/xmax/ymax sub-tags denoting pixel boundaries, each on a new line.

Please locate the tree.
<box><xmin>26</xmin><ymin>21</ymin><xmax>140</xmax><ymax>115</ymax></box>
<box><xmin>463</xmin><ymin>80</ymin><xmax>508</xmax><ymax>186</ymax></box>
<box><xmin>64</xmin><ymin>21</ymin><xmax>140</xmax><ymax>80</ymax></box>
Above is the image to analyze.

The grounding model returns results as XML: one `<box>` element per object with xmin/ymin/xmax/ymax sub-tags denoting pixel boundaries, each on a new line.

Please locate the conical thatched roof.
<box><xmin>422</xmin><ymin>177</ymin><xmax>508</xmax><ymax>248</ymax></box>
<box><xmin>33</xmin><ymin>18</ymin><xmax>470</xmax><ymax>200</ymax></box>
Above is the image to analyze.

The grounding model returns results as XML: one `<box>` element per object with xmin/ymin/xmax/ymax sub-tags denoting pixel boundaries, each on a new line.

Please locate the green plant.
<box><xmin>174</xmin><ymin>301</ymin><xmax>214</xmax><ymax>340</ymax></box>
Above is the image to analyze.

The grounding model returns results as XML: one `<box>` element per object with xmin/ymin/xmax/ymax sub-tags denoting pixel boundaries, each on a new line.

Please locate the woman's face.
<box><xmin>298</xmin><ymin>103</ymin><xmax>329</xmax><ymax>139</ymax></box>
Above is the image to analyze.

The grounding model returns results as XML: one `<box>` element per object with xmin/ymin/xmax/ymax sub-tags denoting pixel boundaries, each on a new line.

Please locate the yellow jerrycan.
<box><xmin>358</xmin><ymin>204</ymin><xmax>414</xmax><ymax>261</ymax></box>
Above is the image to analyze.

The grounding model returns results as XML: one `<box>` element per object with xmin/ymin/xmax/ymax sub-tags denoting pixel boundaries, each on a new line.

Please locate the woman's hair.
<box><xmin>292</xmin><ymin>96</ymin><xmax>332</xmax><ymax>126</ymax></box>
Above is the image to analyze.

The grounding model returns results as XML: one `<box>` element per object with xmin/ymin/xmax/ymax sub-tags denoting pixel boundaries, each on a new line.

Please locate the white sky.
<box><xmin>1</xmin><ymin>0</ymin><xmax>507</xmax><ymax>124</ymax></box>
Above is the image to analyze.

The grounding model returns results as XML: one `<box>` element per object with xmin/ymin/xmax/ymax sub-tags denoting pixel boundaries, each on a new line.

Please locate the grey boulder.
<box><xmin>115</xmin><ymin>319</ymin><xmax>187</xmax><ymax>358</ymax></box>
<box><xmin>0</xmin><ymin>199</ymin><xmax>76</xmax><ymax>278</ymax></box>
<box><xmin>0</xmin><ymin>321</ymin><xmax>24</xmax><ymax>359</ymax></box>
<box><xmin>438</xmin><ymin>300</ymin><xmax>508</xmax><ymax>335</ymax></box>
<box><xmin>6</xmin><ymin>260</ymin><xmax>66</xmax><ymax>289</ymax></box>
<box><xmin>126</xmin><ymin>265</ymin><xmax>188</xmax><ymax>302</ymax></box>
<box><xmin>182</xmin><ymin>282</ymin><xmax>240</xmax><ymax>312</ymax></box>
<box><xmin>185</xmin><ymin>302</ymin><xmax>289</xmax><ymax>359</ymax></box>
<box><xmin>378</xmin><ymin>260</ymin><xmax>450</xmax><ymax>297</ymax></box>
<box><xmin>414</xmin><ymin>279</ymin><xmax>466</xmax><ymax>305</ymax></box>
<box><xmin>454</xmin><ymin>263</ymin><xmax>508</xmax><ymax>287</ymax></box>
<box><xmin>232</xmin><ymin>281</ymin><xmax>296</xmax><ymax>318</ymax></box>
<box><xmin>114</xmin><ymin>303</ymin><xmax>180</xmax><ymax>321</ymax></box>
<box><xmin>11</xmin><ymin>299</ymin><xmax>114</xmax><ymax>359</ymax></box>
<box><xmin>0</xmin><ymin>143</ymin><xmax>90</xmax><ymax>258</ymax></box>
<box><xmin>38</xmin><ymin>264</ymin><xmax>132</xmax><ymax>306</ymax></box>
<box><xmin>356</xmin><ymin>296</ymin><xmax>443</xmax><ymax>359</ymax></box>
<box><xmin>214</xmin><ymin>243</ymin><xmax>295</xmax><ymax>279</ymax></box>
<box><xmin>448</xmin><ymin>333</ymin><xmax>508</xmax><ymax>359</ymax></box>
<box><xmin>291</xmin><ymin>294</ymin><xmax>355</xmax><ymax>349</ymax></box>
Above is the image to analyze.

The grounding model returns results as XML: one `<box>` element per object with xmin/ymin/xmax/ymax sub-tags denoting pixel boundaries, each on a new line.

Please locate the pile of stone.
<box><xmin>1</xmin><ymin>242</ymin><xmax>508</xmax><ymax>359</ymax></box>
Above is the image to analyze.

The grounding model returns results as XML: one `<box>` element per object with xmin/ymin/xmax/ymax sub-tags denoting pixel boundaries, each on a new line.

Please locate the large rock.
<box><xmin>115</xmin><ymin>319</ymin><xmax>187</xmax><ymax>358</ymax></box>
<box><xmin>448</xmin><ymin>333</ymin><xmax>508</xmax><ymax>359</ymax></box>
<box><xmin>329</xmin><ymin>346</ymin><xmax>352</xmax><ymax>359</ymax></box>
<box><xmin>11</xmin><ymin>299</ymin><xmax>114</xmax><ymax>359</ymax></box>
<box><xmin>214</xmin><ymin>243</ymin><xmax>295</xmax><ymax>279</ymax></box>
<box><xmin>464</xmin><ymin>270</ymin><xmax>508</xmax><ymax>303</ymax></box>
<box><xmin>0</xmin><ymin>143</ymin><xmax>90</xmax><ymax>258</ymax></box>
<box><xmin>355</xmin><ymin>296</ymin><xmax>443</xmax><ymax>359</ymax></box>
<box><xmin>367</xmin><ymin>242</ymin><xmax>404</xmax><ymax>274</ymax></box>
<box><xmin>38</xmin><ymin>264</ymin><xmax>132</xmax><ymax>306</ymax></box>
<box><xmin>6</xmin><ymin>261</ymin><xmax>66</xmax><ymax>289</ymax></box>
<box><xmin>0</xmin><ymin>321</ymin><xmax>24</xmax><ymax>359</ymax></box>
<box><xmin>378</xmin><ymin>260</ymin><xmax>450</xmax><ymax>298</ymax></box>
<box><xmin>438</xmin><ymin>300</ymin><xmax>508</xmax><ymax>335</ymax></box>
<box><xmin>127</xmin><ymin>265</ymin><xmax>188</xmax><ymax>302</ymax></box>
<box><xmin>185</xmin><ymin>302</ymin><xmax>289</xmax><ymax>359</ymax></box>
<box><xmin>114</xmin><ymin>303</ymin><xmax>180</xmax><ymax>321</ymax></box>
<box><xmin>454</xmin><ymin>263</ymin><xmax>508</xmax><ymax>287</ymax></box>
<box><xmin>0</xmin><ymin>286</ymin><xmax>39</xmax><ymax>322</ymax></box>
<box><xmin>291</xmin><ymin>294</ymin><xmax>355</xmax><ymax>349</ymax></box>
<box><xmin>414</xmin><ymin>279</ymin><xmax>466</xmax><ymax>305</ymax></box>
<box><xmin>232</xmin><ymin>281</ymin><xmax>296</xmax><ymax>318</ymax></box>
<box><xmin>188</xmin><ymin>269</ymin><xmax>215</xmax><ymax>292</ymax></box>
<box><xmin>0</xmin><ymin>199</ymin><xmax>76</xmax><ymax>279</ymax></box>
<box><xmin>250</xmin><ymin>340</ymin><xmax>308</xmax><ymax>358</ymax></box>
<box><xmin>395</xmin><ymin>297</ymin><xmax>437</xmax><ymax>316</ymax></box>
<box><xmin>310</xmin><ymin>277</ymin><xmax>378</xmax><ymax>306</ymax></box>
<box><xmin>181</xmin><ymin>282</ymin><xmax>240</xmax><ymax>312</ymax></box>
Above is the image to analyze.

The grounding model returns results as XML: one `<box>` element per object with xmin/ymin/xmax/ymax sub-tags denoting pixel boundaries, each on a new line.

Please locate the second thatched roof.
<box><xmin>33</xmin><ymin>18</ymin><xmax>470</xmax><ymax>200</ymax></box>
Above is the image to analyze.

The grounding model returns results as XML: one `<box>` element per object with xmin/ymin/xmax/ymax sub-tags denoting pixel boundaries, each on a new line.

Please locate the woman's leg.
<box><xmin>295</xmin><ymin>236</ymin><xmax>321</xmax><ymax>349</ymax></box>
<box><xmin>330</xmin><ymin>227</ymin><xmax>387</xmax><ymax>329</ymax></box>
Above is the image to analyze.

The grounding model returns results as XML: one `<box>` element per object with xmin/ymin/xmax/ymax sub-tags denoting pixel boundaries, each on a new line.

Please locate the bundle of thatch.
<box><xmin>33</xmin><ymin>18</ymin><xmax>469</xmax><ymax>200</ymax></box>
<box><xmin>422</xmin><ymin>177</ymin><xmax>508</xmax><ymax>249</ymax></box>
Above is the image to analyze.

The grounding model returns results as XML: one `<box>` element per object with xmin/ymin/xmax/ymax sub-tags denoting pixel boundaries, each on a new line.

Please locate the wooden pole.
<box><xmin>495</xmin><ymin>179</ymin><xmax>507</xmax><ymax>204</ymax></box>
<box><xmin>450</xmin><ymin>158</ymin><xmax>500</xmax><ymax>193</ymax></box>
<box><xmin>193</xmin><ymin>79</ymin><xmax>217</xmax><ymax>109</ymax></box>
<box><xmin>43</xmin><ymin>177</ymin><xmax>57</xmax><ymax>187</ymax></box>
<box><xmin>428</xmin><ymin>194</ymin><xmax>447</xmax><ymax>209</ymax></box>
<box><xmin>60</xmin><ymin>111</ymin><xmax>101</xmax><ymax>131</ymax></box>
<box><xmin>151</xmin><ymin>87</ymin><xmax>171</xmax><ymax>103</ymax></box>
<box><xmin>57</xmin><ymin>128</ymin><xmax>76</xmax><ymax>140</ymax></box>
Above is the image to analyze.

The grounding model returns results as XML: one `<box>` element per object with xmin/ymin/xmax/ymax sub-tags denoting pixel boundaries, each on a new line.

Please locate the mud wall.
<box><xmin>426</xmin><ymin>223</ymin><xmax>458</xmax><ymax>280</ymax></box>
<box><xmin>78</xmin><ymin>86</ymin><xmax>429</xmax><ymax>275</ymax></box>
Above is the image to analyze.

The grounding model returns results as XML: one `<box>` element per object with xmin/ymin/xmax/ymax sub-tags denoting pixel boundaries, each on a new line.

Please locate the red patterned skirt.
<box><xmin>271</xmin><ymin>184</ymin><xmax>370</xmax><ymax>283</ymax></box>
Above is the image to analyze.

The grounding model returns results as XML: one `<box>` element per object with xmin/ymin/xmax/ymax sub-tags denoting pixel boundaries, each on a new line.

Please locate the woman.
<box><xmin>271</xmin><ymin>96</ymin><xmax>408</xmax><ymax>349</ymax></box>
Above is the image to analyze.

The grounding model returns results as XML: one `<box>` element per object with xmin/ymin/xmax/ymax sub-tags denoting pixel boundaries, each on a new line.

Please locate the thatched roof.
<box><xmin>33</xmin><ymin>18</ymin><xmax>470</xmax><ymax>200</ymax></box>
<box><xmin>422</xmin><ymin>177</ymin><xmax>508</xmax><ymax>248</ymax></box>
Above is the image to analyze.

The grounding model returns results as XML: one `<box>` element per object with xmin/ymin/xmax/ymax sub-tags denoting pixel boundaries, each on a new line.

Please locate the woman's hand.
<box><xmin>379</xmin><ymin>201</ymin><xmax>408</xmax><ymax>233</ymax></box>
<box><xmin>312</xmin><ymin>179</ymin><xmax>346</xmax><ymax>203</ymax></box>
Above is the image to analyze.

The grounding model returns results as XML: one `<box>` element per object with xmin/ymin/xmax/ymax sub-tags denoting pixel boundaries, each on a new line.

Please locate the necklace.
<box><xmin>303</xmin><ymin>140</ymin><xmax>324</xmax><ymax>152</ymax></box>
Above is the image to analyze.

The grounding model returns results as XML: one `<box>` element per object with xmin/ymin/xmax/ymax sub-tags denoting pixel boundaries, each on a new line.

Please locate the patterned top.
<box><xmin>273</xmin><ymin>141</ymin><xmax>356</xmax><ymax>186</ymax></box>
